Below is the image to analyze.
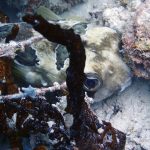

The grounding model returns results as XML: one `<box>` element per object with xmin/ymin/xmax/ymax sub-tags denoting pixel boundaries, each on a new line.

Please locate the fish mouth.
<box><xmin>84</xmin><ymin>73</ymin><xmax>103</xmax><ymax>93</ymax></box>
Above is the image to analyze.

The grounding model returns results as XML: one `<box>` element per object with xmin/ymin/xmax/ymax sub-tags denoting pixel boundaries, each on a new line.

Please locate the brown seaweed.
<box><xmin>0</xmin><ymin>57</ymin><xmax>22</xmax><ymax>149</ymax></box>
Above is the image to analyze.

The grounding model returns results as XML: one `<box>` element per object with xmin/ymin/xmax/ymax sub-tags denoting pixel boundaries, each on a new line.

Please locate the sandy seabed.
<box><xmin>92</xmin><ymin>79</ymin><xmax>150</xmax><ymax>149</ymax></box>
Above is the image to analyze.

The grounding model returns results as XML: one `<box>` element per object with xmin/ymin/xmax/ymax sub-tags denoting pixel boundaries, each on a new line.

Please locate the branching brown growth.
<box><xmin>0</xmin><ymin>57</ymin><xmax>69</xmax><ymax>149</ymax></box>
<box><xmin>23</xmin><ymin>14</ymin><xmax>126</xmax><ymax>150</ymax></box>
<box><xmin>5</xmin><ymin>24</ymin><xmax>19</xmax><ymax>43</ymax></box>
<box><xmin>0</xmin><ymin>58</ymin><xmax>67</xmax><ymax>149</ymax></box>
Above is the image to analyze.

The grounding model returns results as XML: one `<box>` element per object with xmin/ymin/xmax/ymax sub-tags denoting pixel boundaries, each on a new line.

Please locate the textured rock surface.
<box><xmin>96</xmin><ymin>0</ymin><xmax>142</xmax><ymax>33</ymax></box>
<box><xmin>92</xmin><ymin>79</ymin><xmax>150</xmax><ymax>150</ymax></box>
<box><xmin>122</xmin><ymin>0</ymin><xmax>150</xmax><ymax>79</ymax></box>
<box><xmin>102</xmin><ymin>6</ymin><xmax>132</xmax><ymax>33</ymax></box>
<box><xmin>102</xmin><ymin>0</ymin><xmax>143</xmax><ymax>33</ymax></box>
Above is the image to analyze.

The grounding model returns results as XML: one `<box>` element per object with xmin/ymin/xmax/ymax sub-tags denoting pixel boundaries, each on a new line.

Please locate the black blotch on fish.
<box><xmin>15</xmin><ymin>46</ymin><xmax>39</xmax><ymax>66</ymax></box>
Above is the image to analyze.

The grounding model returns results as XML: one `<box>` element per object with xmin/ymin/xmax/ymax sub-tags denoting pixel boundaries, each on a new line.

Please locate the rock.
<box><xmin>102</xmin><ymin>6</ymin><xmax>133</xmax><ymax>33</ymax></box>
<box><xmin>15</xmin><ymin>23</ymin><xmax>33</xmax><ymax>41</ymax></box>
<box><xmin>122</xmin><ymin>0</ymin><xmax>150</xmax><ymax>79</ymax></box>
<box><xmin>0</xmin><ymin>24</ymin><xmax>13</xmax><ymax>40</ymax></box>
<box><xmin>0</xmin><ymin>22</ymin><xmax>33</xmax><ymax>42</ymax></box>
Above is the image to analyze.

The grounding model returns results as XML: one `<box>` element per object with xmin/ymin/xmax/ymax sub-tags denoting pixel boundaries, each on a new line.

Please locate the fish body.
<box><xmin>12</xmin><ymin>7</ymin><xmax>131</xmax><ymax>102</ymax></box>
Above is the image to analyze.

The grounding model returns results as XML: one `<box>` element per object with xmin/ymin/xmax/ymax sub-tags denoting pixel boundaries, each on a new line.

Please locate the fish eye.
<box><xmin>33</xmin><ymin>19</ymin><xmax>40</xmax><ymax>26</ymax></box>
<box><xmin>84</xmin><ymin>73</ymin><xmax>102</xmax><ymax>92</ymax></box>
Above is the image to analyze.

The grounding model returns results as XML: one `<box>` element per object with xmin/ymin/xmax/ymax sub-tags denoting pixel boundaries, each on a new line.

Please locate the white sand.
<box><xmin>92</xmin><ymin>79</ymin><xmax>150</xmax><ymax>149</ymax></box>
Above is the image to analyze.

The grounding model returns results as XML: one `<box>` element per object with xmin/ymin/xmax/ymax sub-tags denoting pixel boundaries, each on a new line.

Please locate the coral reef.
<box><xmin>122</xmin><ymin>0</ymin><xmax>150</xmax><ymax>79</ymax></box>
<box><xmin>102</xmin><ymin>6</ymin><xmax>132</xmax><ymax>33</ymax></box>
<box><xmin>0</xmin><ymin>22</ymin><xmax>34</xmax><ymax>42</ymax></box>
<box><xmin>89</xmin><ymin>0</ymin><xmax>142</xmax><ymax>33</ymax></box>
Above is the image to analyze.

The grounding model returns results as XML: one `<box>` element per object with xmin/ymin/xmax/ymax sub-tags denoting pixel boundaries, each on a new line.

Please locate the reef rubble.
<box><xmin>122</xmin><ymin>0</ymin><xmax>150</xmax><ymax>79</ymax></box>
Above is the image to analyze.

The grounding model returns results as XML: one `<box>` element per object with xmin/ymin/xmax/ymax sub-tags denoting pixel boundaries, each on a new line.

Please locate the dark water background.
<box><xmin>0</xmin><ymin>1</ymin><xmax>19</xmax><ymax>22</ymax></box>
